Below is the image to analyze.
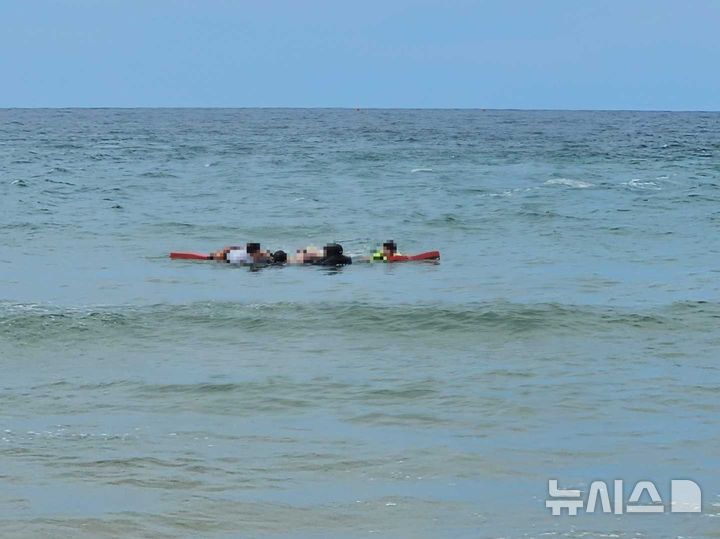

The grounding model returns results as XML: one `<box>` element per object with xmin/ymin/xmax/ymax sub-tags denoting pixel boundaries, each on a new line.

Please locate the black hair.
<box><xmin>246</xmin><ymin>242</ymin><xmax>261</xmax><ymax>254</ymax></box>
<box><xmin>383</xmin><ymin>240</ymin><xmax>397</xmax><ymax>254</ymax></box>
<box><xmin>323</xmin><ymin>243</ymin><xmax>343</xmax><ymax>257</ymax></box>
<box><xmin>271</xmin><ymin>250</ymin><xmax>287</xmax><ymax>264</ymax></box>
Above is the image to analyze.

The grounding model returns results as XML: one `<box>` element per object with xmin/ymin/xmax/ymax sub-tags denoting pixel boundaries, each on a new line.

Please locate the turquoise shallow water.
<box><xmin>1</xmin><ymin>109</ymin><xmax>720</xmax><ymax>538</ymax></box>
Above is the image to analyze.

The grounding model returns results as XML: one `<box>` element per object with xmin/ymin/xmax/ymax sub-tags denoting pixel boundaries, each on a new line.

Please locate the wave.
<box><xmin>139</xmin><ymin>171</ymin><xmax>179</xmax><ymax>179</ymax></box>
<box><xmin>626</xmin><ymin>178</ymin><xmax>662</xmax><ymax>191</ymax></box>
<box><xmin>545</xmin><ymin>178</ymin><xmax>594</xmax><ymax>189</ymax></box>
<box><xmin>0</xmin><ymin>300</ymin><xmax>715</xmax><ymax>346</ymax></box>
<box><xmin>45</xmin><ymin>178</ymin><xmax>76</xmax><ymax>186</ymax></box>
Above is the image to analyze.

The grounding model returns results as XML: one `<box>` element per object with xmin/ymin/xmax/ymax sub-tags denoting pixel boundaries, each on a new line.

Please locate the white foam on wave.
<box><xmin>545</xmin><ymin>178</ymin><xmax>594</xmax><ymax>189</ymax></box>
<box><xmin>475</xmin><ymin>187</ymin><xmax>538</xmax><ymax>198</ymax></box>
<box><xmin>626</xmin><ymin>178</ymin><xmax>661</xmax><ymax>190</ymax></box>
<box><xmin>411</xmin><ymin>168</ymin><xmax>433</xmax><ymax>173</ymax></box>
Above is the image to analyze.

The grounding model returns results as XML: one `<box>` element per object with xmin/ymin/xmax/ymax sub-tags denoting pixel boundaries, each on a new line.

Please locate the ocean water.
<box><xmin>1</xmin><ymin>108</ymin><xmax>719</xmax><ymax>538</ymax></box>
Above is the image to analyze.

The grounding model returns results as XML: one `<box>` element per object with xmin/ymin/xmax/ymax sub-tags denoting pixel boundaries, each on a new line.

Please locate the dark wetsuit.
<box><xmin>313</xmin><ymin>243</ymin><xmax>352</xmax><ymax>266</ymax></box>
<box><xmin>314</xmin><ymin>254</ymin><xmax>352</xmax><ymax>266</ymax></box>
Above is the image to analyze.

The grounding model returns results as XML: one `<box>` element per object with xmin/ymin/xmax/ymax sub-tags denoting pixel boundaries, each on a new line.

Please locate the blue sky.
<box><xmin>1</xmin><ymin>0</ymin><xmax>718</xmax><ymax>109</ymax></box>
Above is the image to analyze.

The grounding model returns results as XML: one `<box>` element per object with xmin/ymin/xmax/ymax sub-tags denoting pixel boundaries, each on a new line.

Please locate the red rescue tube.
<box><xmin>386</xmin><ymin>250</ymin><xmax>440</xmax><ymax>262</ymax></box>
<box><xmin>169</xmin><ymin>252</ymin><xmax>212</xmax><ymax>260</ymax></box>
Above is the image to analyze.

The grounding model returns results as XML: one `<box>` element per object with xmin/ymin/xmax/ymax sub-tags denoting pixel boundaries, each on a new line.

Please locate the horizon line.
<box><xmin>1</xmin><ymin>106</ymin><xmax>719</xmax><ymax>113</ymax></box>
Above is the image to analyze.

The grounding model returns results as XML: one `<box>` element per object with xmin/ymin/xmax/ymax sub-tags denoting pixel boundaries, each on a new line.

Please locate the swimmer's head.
<box><xmin>271</xmin><ymin>250</ymin><xmax>287</xmax><ymax>264</ymax></box>
<box><xmin>324</xmin><ymin>243</ymin><xmax>343</xmax><ymax>257</ymax></box>
<box><xmin>382</xmin><ymin>240</ymin><xmax>397</xmax><ymax>254</ymax></box>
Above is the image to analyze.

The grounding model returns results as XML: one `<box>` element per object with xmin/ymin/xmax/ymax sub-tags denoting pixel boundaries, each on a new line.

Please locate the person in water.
<box><xmin>292</xmin><ymin>244</ymin><xmax>324</xmax><ymax>264</ymax></box>
<box><xmin>210</xmin><ymin>243</ymin><xmax>347</xmax><ymax>266</ymax></box>
<box><xmin>213</xmin><ymin>242</ymin><xmax>270</xmax><ymax>265</ymax></box>
<box><xmin>287</xmin><ymin>243</ymin><xmax>351</xmax><ymax>265</ymax></box>
<box><xmin>371</xmin><ymin>240</ymin><xmax>401</xmax><ymax>261</ymax></box>
<box><xmin>314</xmin><ymin>243</ymin><xmax>352</xmax><ymax>266</ymax></box>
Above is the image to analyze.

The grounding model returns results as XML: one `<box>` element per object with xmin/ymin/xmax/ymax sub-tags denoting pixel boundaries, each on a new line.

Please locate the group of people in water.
<box><xmin>211</xmin><ymin>241</ymin><xmax>401</xmax><ymax>267</ymax></box>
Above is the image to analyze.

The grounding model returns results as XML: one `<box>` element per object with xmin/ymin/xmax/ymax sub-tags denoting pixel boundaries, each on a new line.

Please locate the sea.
<box><xmin>1</xmin><ymin>109</ymin><xmax>719</xmax><ymax>538</ymax></box>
